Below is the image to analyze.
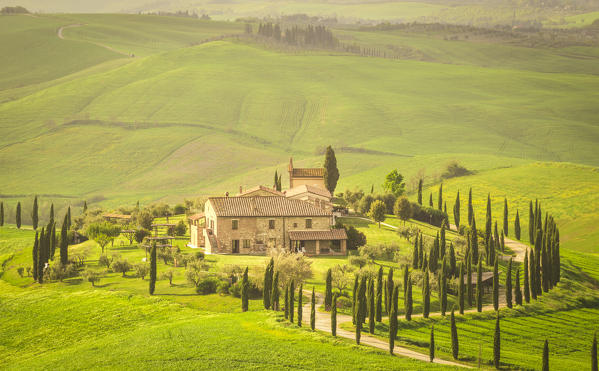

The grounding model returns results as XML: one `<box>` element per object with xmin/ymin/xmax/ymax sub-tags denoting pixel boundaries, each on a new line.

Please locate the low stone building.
<box><xmin>285</xmin><ymin>184</ymin><xmax>333</xmax><ymax>212</ymax></box>
<box><xmin>201</xmin><ymin>196</ymin><xmax>346</xmax><ymax>256</ymax></box>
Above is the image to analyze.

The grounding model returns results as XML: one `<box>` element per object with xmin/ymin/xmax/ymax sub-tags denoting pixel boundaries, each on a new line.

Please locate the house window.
<box><xmin>305</xmin><ymin>219</ymin><xmax>312</xmax><ymax>229</ymax></box>
<box><xmin>293</xmin><ymin>223</ymin><xmax>298</xmax><ymax>228</ymax></box>
<box><xmin>243</xmin><ymin>239</ymin><xmax>251</xmax><ymax>249</ymax></box>
<box><xmin>269</xmin><ymin>219</ymin><xmax>275</xmax><ymax>229</ymax></box>
<box><xmin>232</xmin><ymin>219</ymin><xmax>239</xmax><ymax>230</ymax></box>
<box><xmin>232</xmin><ymin>240</ymin><xmax>240</xmax><ymax>253</ymax></box>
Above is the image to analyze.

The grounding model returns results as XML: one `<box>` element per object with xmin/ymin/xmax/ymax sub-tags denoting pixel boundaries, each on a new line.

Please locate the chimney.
<box><xmin>239</xmin><ymin>185</ymin><xmax>243</xmax><ymax>194</ymax></box>
<box><xmin>225</xmin><ymin>192</ymin><xmax>229</xmax><ymax>198</ymax></box>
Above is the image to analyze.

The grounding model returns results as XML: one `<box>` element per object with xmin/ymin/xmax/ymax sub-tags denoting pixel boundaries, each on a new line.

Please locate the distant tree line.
<box><xmin>1</xmin><ymin>6</ymin><xmax>29</xmax><ymax>14</ymax></box>
<box><xmin>256</xmin><ymin>22</ymin><xmax>339</xmax><ymax>49</ymax></box>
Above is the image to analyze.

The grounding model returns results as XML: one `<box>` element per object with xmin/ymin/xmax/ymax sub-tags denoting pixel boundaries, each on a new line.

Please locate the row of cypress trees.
<box><xmin>3</xmin><ymin>196</ymin><xmax>73</xmax><ymax>230</ymax></box>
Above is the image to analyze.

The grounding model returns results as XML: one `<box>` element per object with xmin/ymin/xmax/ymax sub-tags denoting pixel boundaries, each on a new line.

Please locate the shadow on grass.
<box><xmin>94</xmin><ymin>282</ymin><xmax>115</xmax><ymax>288</ymax></box>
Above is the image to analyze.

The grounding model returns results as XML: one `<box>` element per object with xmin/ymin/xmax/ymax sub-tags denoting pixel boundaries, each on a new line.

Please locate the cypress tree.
<box><xmin>16</xmin><ymin>202</ymin><xmax>21</xmax><ymax>229</ymax></box>
<box><xmin>263</xmin><ymin>258</ymin><xmax>273</xmax><ymax>309</ymax></box>
<box><xmin>440</xmin><ymin>226</ymin><xmax>446</xmax><ymax>258</ymax></box>
<box><xmin>385</xmin><ymin>268</ymin><xmax>394</xmax><ymax>315</ymax></box>
<box><xmin>423</xmin><ymin>268</ymin><xmax>430</xmax><ymax>318</ymax></box>
<box><xmin>355</xmin><ymin>286</ymin><xmax>362</xmax><ymax>344</ymax></box>
<box><xmin>331</xmin><ymin>293</ymin><xmax>337</xmax><ymax>336</ymax></box>
<box><xmin>441</xmin><ymin>260</ymin><xmax>447</xmax><ymax>316</ymax></box>
<box><xmin>454</xmin><ymin>190</ymin><xmax>460</xmax><ymax>228</ymax></box>
<box><xmin>405</xmin><ymin>277</ymin><xmax>413</xmax><ymax>320</ymax></box>
<box><xmin>592</xmin><ymin>332</ymin><xmax>597</xmax><ymax>371</ymax></box>
<box><xmin>353</xmin><ymin>274</ymin><xmax>358</xmax><ymax>324</ymax></box>
<box><xmin>430</xmin><ymin>325</ymin><xmax>435</xmax><ymax>362</ymax></box>
<box><xmin>149</xmin><ymin>242</ymin><xmax>156</xmax><ymax>295</ymax></box>
<box><xmin>529</xmin><ymin>201</ymin><xmax>535</xmax><ymax>244</ymax></box>
<box><xmin>412</xmin><ymin>235</ymin><xmax>419</xmax><ymax>269</ymax></box>
<box><xmin>66</xmin><ymin>206</ymin><xmax>71</xmax><ymax>230</ymax></box>
<box><xmin>32</xmin><ymin>232</ymin><xmax>39</xmax><ymax>281</ymax></box>
<box><xmin>32</xmin><ymin>196</ymin><xmax>38</xmax><ymax>230</ymax></box>
<box><xmin>325</xmin><ymin>268</ymin><xmax>333</xmax><ymax>310</ymax></box>
<box><xmin>506</xmin><ymin>258</ymin><xmax>513</xmax><ymax>308</ymax></box>
<box><xmin>403</xmin><ymin>265</ymin><xmax>409</xmax><ymax>296</ymax></box>
<box><xmin>500</xmin><ymin>231</ymin><xmax>505</xmax><ymax>253</ymax></box>
<box><xmin>274</xmin><ymin>170</ymin><xmax>279</xmax><ymax>190</ymax></box>
<box><xmin>542</xmin><ymin>339</ymin><xmax>550</xmax><ymax>371</ymax></box>
<box><xmin>468</xmin><ymin>188</ymin><xmax>473</xmax><ymax>225</ymax></box>
<box><xmin>429</xmin><ymin>193</ymin><xmax>433</xmax><ymax>208</ymax></box>
<box><xmin>241</xmin><ymin>267</ymin><xmax>249</xmax><ymax>312</ymax></box>
<box><xmin>311</xmin><ymin>287</ymin><xmax>316</xmax><ymax>331</ymax></box>
<box><xmin>476</xmin><ymin>259</ymin><xmax>483</xmax><ymax>312</ymax></box>
<box><xmin>418</xmin><ymin>179</ymin><xmax>423</xmax><ymax>205</ymax></box>
<box><xmin>50</xmin><ymin>224</ymin><xmax>56</xmax><ymax>260</ymax></box>
<box><xmin>485</xmin><ymin>194</ymin><xmax>492</xmax><ymax>242</ymax></box>
<box><xmin>360</xmin><ymin>276</ymin><xmax>367</xmax><ymax>325</ymax></box>
<box><xmin>524</xmin><ymin>251</ymin><xmax>530</xmax><ymax>303</ymax></box>
<box><xmin>449</xmin><ymin>243</ymin><xmax>456</xmax><ymax>278</ymax></box>
<box><xmin>438</xmin><ymin>183</ymin><xmax>443</xmax><ymax>210</ymax></box>
<box><xmin>494</xmin><ymin>313</ymin><xmax>501</xmax><ymax>369</ymax></box>
<box><xmin>530</xmin><ymin>249</ymin><xmax>537</xmax><ymax>300</ymax></box>
<box><xmin>503</xmin><ymin>198</ymin><xmax>508</xmax><ymax>236</ymax></box>
<box><xmin>271</xmin><ymin>271</ymin><xmax>280</xmax><ymax>310</ymax></box>
<box><xmin>458</xmin><ymin>263</ymin><xmax>465</xmax><ymax>314</ymax></box>
<box><xmin>555</xmin><ymin>229</ymin><xmax>561</xmax><ymax>283</ymax></box>
<box><xmin>389</xmin><ymin>285</ymin><xmax>398</xmax><ymax>354</ymax></box>
<box><xmin>49</xmin><ymin>203</ymin><xmax>54</xmax><ymax>224</ymax></box>
<box><xmin>419</xmin><ymin>234</ymin><xmax>424</xmax><ymax>269</ymax></box>
<box><xmin>297</xmin><ymin>284</ymin><xmax>303</xmax><ymax>327</ymax></box>
<box><xmin>323</xmin><ymin>146</ymin><xmax>339</xmax><ymax>194</ymax></box>
<box><xmin>0</xmin><ymin>202</ymin><xmax>4</xmax><ymax>226</ymax></box>
<box><xmin>289</xmin><ymin>280</ymin><xmax>294</xmax><ymax>323</ymax></box>
<box><xmin>542</xmin><ymin>242</ymin><xmax>550</xmax><ymax>293</ymax></box>
<box><xmin>376</xmin><ymin>266</ymin><xmax>383</xmax><ymax>322</ymax></box>
<box><xmin>37</xmin><ymin>228</ymin><xmax>45</xmax><ymax>283</ymax></box>
<box><xmin>284</xmin><ymin>284</ymin><xmax>289</xmax><ymax>319</ymax></box>
<box><xmin>493</xmin><ymin>258</ymin><xmax>499</xmax><ymax>311</ymax></box>
<box><xmin>471</xmin><ymin>216</ymin><xmax>479</xmax><ymax>263</ymax></box>
<box><xmin>515</xmin><ymin>210</ymin><xmax>521</xmax><ymax>240</ymax></box>
<box><xmin>515</xmin><ymin>267</ymin><xmax>523</xmax><ymax>306</ymax></box>
<box><xmin>368</xmin><ymin>279</ymin><xmax>375</xmax><ymax>334</ymax></box>
<box><xmin>467</xmin><ymin>251</ymin><xmax>473</xmax><ymax>307</ymax></box>
<box><xmin>83</xmin><ymin>201</ymin><xmax>87</xmax><ymax>213</ymax></box>
<box><xmin>451</xmin><ymin>309</ymin><xmax>459</xmax><ymax>360</ymax></box>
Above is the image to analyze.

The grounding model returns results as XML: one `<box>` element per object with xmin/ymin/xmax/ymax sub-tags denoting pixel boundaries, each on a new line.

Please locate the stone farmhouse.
<box><xmin>188</xmin><ymin>158</ymin><xmax>346</xmax><ymax>256</ymax></box>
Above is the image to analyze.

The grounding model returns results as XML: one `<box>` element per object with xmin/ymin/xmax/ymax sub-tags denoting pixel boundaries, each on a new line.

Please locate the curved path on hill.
<box><xmin>301</xmin><ymin>291</ymin><xmax>471</xmax><ymax>368</ymax></box>
<box><xmin>57</xmin><ymin>24</ymin><xmax>132</xmax><ymax>57</ymax></box>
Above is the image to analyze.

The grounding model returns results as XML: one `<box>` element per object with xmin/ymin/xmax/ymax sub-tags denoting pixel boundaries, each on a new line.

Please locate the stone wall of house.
<box><xmin>290</xmin><ymin>176</ymin><xmax>326</xmax><ymax>190</ymax></box>
<box><xmin>213</xmin><ymin>215</ymin><xmax>332</xmax><ymax>254</ymax></box>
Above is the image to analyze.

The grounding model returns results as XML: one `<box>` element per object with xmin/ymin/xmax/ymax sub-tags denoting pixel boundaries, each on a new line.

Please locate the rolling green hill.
<box><xmin>1</xmin><ymin>13</ymin><xmax>598</xmax><ymax>253</ymax></box>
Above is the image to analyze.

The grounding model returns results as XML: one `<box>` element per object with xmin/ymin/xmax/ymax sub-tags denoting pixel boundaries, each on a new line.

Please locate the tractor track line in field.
<box><xmin>57</xmin><ymin>23</ymin><xmax>131</xmax><ymax>57</ymax></box>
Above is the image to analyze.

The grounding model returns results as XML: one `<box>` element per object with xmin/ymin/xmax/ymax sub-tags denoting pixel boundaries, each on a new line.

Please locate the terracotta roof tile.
<box><xmin>237</xmin><ymin>185</ymin><xmax>285</xmax><ymax>197</ymax></box>
<box><xmin>208</xmin><ymin>196</ymin><xmax>332</xmax><ymax>217</ymax></box>
<box><xmin>288</xmin><ymin>229</ymin><xmax>347</xmax><ymax>240</ymax></box>
<box><xmin>292</xmin><ymin>168</ymin><xmax>324</xmax><ymax>178</ymax></box>
<box><xmin>188</xmin><ymin>213</ymin><xmax>205</xmax><ymax>221</ymax></box>
<box><xmin>285</xmin><ymin>184</ymin><xmax>331</xmax><ymax>199</ymax></box>
<box><xmin>103</xmin><ymin>213</ymin><xmax>132</xmax><ymax>219</ymax></box>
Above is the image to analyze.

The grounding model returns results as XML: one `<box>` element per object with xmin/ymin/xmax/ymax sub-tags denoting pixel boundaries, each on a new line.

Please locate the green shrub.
<box><xmin>195</xmin><ymin>276</ymin><xmax>221</xmax><ymax>295</ymax></box>
<box><xmin>336</xmin><ymin>296</ymin><xmax>353</xmax><ymax>310</ymax></box>
<box><xmin>217</xmin><ymin>281</ymin><xmax>231</xmax><ymax>295</ymax></box>
<box><xmin>174</xmin><ymin>220</ymin><xmax>187</xmax><ymax>236</ymax></box>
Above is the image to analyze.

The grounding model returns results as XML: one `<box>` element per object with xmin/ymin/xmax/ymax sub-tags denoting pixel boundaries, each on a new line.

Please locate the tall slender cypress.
<box><xmin>0</xmin><ymin>202</ymin><xmax>4</xmax><ymax>226</ymax></box>
<box><xmin>241</xmin><ymin>267</ymin><xmax>249</xmax><ymax>312</ymax></box>
<box><xmin>423</xmin><ymin>268</ymin><xmax>430</xmax><ymax>318</ymax></box>
<box><xmin>405</xmin><ymin>277</ymin><xmax>413</xmax><ymax>320</ymax></box>
<box><xmin>418</xmin><ymin>179</ymin><xmax>423</xmax><ymax>205</ymax></box>
<box><xmin>49</xmin><ymin>204</ymin><xmax>54</xmax><ymax>224</ymax></box>
<box><xmin>403</xmin><ymin>265</ymin><xmax>409</xmax><ymax>296</ymax></box>
<box><xmin>297</xmin><ymin>284</ymin><xmax>303</xmax><ymax>326</ymax></box>
<box><xmin>376</xmin><ymin>266</ymin><xmax>383</xmax><ymax>322</ymax></box>
<box><xmin>430</xmin><ymin>325</ymin><xmax>435</xmax><ymax>362</ymax></box>
<box><xmin>468</xmin><ymin>188</ymin><xmax>473</xmax><ymax>226</ymax></box>
<box><xmin>389</xmin><ymin>285</ymin><xmax>398</xmax><ymax>354</ymax></box>
<box><xmin>412</xmin><ymin>235</ymin><xmax>419</xmax><ymax>269</ymax></box>
<box><xmin>458</xmin><ymin>263</ymin><xmax>465</xmax><ymax>314</ymax></box>
<box><xmin>66</xmin><ymin>206</ymin><xmax>71</xmax><ymax>230</ymax></box>
<box><xmin>37</xmin><ymin>227</ymin><xmax>45</xmax><ymax>283</ymax></box>
<box><xmin>331</xmin><ymin>294</ymin><xmax>337</xmax><ymax>336</ymax></box>
<box><xmin>438</xmin><ymin>183</ymin><xmax>443</xmax><ymax>210</ymax></box>
<box><xmin>311</xmin><ymin>287</ymin><xmax>316</xmax><ymax>331</ymax></box>
<box><xmin>449</xmin><ymin>243</ymin><xmax>456</xmax><ymax>278</ymax></box>
<box><xmin>32</xmin><ymin>232</ymin><xmax>39</xmax><ymax>281</ymax></box>
<box><xmin>368</xmin><ymin>279</ymin><xmax>375</xmax><ymax>334</ymax></box>
<box><xmin>542</xmin><ymin>339</ymin><xmax>550</xmax><ymax>371</ymax></box>
<box><xmin>386</xmin><ymin>267</ymin><xmax>394</xmax><ymax>315</ymax></box>
<box><xmin>476</xmin><ymin>259</ymin><xmax>483</xmax><ymax>312</ymax></box>
<box><xmin>284</xmin><ymin>284</ymin><xmax>289</xmax><ymax>319</ymax></box>
<box><xmin>50</xmin><ymin>224</ymin><xmax>56</xmax><ymax>260</ymax></box>
<box><xmin>529</xmin><ymin>201</ymin><xmax>535</xmax><ymax>243</ymax></box>
<box><xmin>289</xmin><ymin>280</ymin><xmax>295</xmax><ymax>323</ymax></box>
<box><xmin>16</xmin><ymin>202</ymin><xmax>21</xmax><ymax>229</ymax></box>
<box><xmin>454</xmin><ymin>190</ymin><xmax>461</xmax><ymax>228</ymax></box>
<box><xmin>494</xmin><ymin>313</ymin><xmax>501</xmax><ymax>368</ymax></box>
<box><xmin>530</xmin><ymin>249</ymin><xmax>537</xmax><ymax>300</ymax></box>
<box><xmin>503</xmin><ymin>198</ymin><xmax>508</xmax><ymax>236</ymax></box>
<box><xmin>441</xmin><ymin>261</ymin><xmax>447</xmax><ymax>316</ymax></box>
<box><xmin>429</xmin><ymin>193</ymin><xmax>433</xmax><ymax>208</ymax></box>
<box><xmin>352</xmin><ymin>275</ymin><xmax>359</xmax><ymax>324</ymax></box>
<box><xmin>467</xmin><ymin>251</ymin><xmax>473</xmax><ymax>307</ymax></box>
<box><xmin>149</xmin><ymin>242</ymin><xmax>156</xmax><ymax>295</ymax></box>
<box><xmin>515</xmin><ymin>210</ymin><xmax>521</xmax><ymax>240</ymax></box>
<box><xmin>271</xmin><ymin>271</ymin><xmax>280</xmax><ymax>310</ymax></box>
<box><xmin>493</xmin><ymin>258</ymin><xmax>499</xmax><ymax>311</ymax></box>
<box><xmin>485</xmin><ymin>194</ymin><xmax>492</xmax><ymax>242</ymax></box>
<box><xmin>515</xmin><ymin>268</ymin><xmax>523</xmax><ymax>306</ymax></box>
<box><xmin>263</xmin><ymin>258</ymin><xmax>273</xmax><ymax>309</ymax></box>
<box><xmin>325</xmin><ymin>268</ymin><xmax>333</xmax><ymax>310</ymax></box>
<box><xmin>32</xmin><ymin>196</ymin><xmax>38</xmax><ymax>230</ymax></box>
<box><xmin>471</xmin><ymin>216</ymin><xmax>479</xmax><ymax>263</ymax></box>
<box><xmin>451</xmin><ymin>309</ymin><xmax>459</xmax><ymax>360</ymax></box>
<box><xmin>524</xmin><ymin>251</ymin><xmax>531</xmax><ymax>303</ymax></box>
<box><xmin>506</xmin><ymin>258</ymin><xmax>513</xmax><ymax>308</ymax></box>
